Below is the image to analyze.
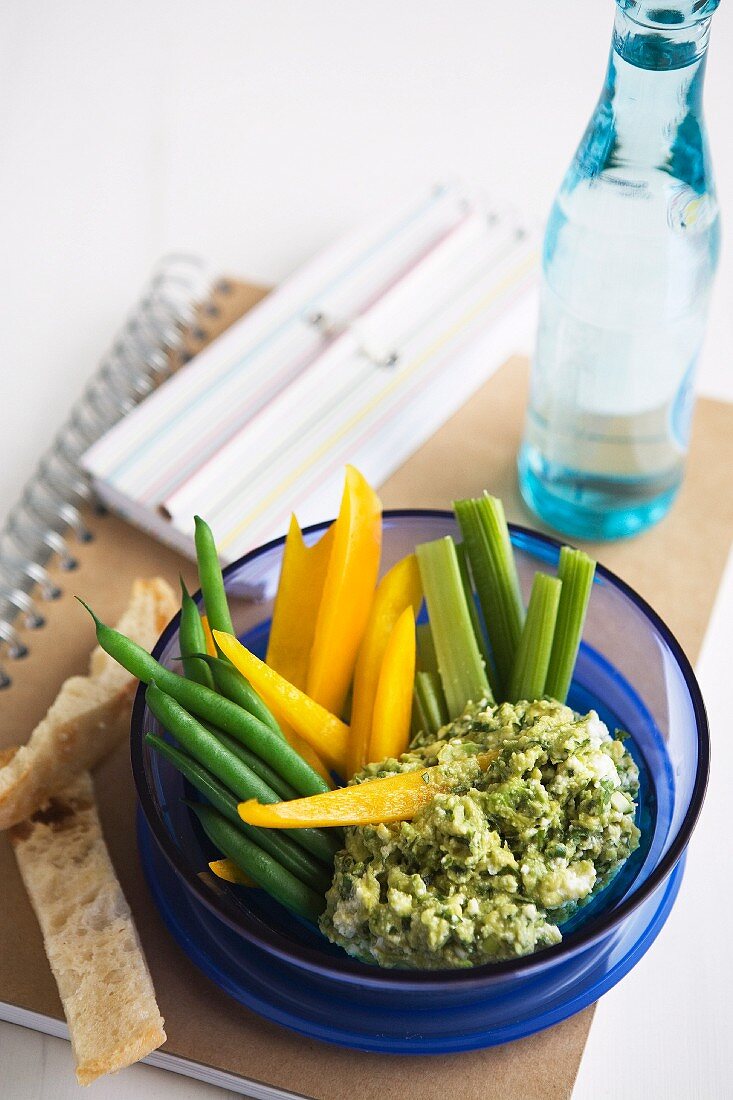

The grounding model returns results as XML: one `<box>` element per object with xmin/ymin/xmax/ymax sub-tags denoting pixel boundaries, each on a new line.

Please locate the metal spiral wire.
<box><xmin>0</xmin><ymin>255</ymin><xmax>209</xmax><ymax>688</ymax></box>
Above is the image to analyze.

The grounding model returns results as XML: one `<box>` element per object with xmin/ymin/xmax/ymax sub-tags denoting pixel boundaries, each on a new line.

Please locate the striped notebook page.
<box><xmin>83</xmin><ymin>185</ymin><xmax>538</xmax><ymax>562</ymax></box>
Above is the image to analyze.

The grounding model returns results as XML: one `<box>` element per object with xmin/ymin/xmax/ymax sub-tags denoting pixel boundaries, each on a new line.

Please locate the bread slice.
<box><xmin>0</xmin><ymin>577</ymin><xmax>177</xmax><ymax>830</ymax></box>
<box><xmin>10</xmin><ymin>771</ymin><xmax>166</xmax><ymax>1084</ymax></box>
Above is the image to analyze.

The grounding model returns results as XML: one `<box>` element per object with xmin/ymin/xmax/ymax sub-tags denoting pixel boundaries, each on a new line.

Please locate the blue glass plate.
<box><xmin>138</xmin><ymin>811</ymin><xmax>683</xmax><ymax>1053</ymax></box>
<box><xmin>132</xmin><ymin>512</ymin><xmax>708</xmax><ymax>1052</ymax></box>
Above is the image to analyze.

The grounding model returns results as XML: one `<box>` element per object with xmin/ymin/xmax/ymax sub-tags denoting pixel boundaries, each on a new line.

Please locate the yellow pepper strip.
<box><xmin>368</xmin><ymin>605</ymin><xmax>416</xmax><ymax>765</ymax></box>
<box><xmin>241</xmin><ymin>768</ymin><xmax>444</xmax><ymax>828</ymax></box>
<box><xmin>306</xmin><ymin>466</ymin><xmax>382</xmax><ymax>717</ymax></box>
<box><xmin>347</xmin><ymin>554</ymin><xmax>422</xmax><ymax>777</ymax></box>
<box><xmin>263</xmin><ymin>514</ymin><xmax>335</xmax><ymax>784</ymax></box>
<box><xmin>208</xmin><ymin>858</ymin><xmax>255</xmax><ymax>886</ymax></box>
<box><xmin>214</xmin><ymin>630</ymin><xmax>350</xmax><ymax>775</ymax></box>
<box><xmin>264</xmin><ymin>698</ymin><xmax>333</xmax><ymax>786</ymax></box>
<box><xmin>207</xmin><ymin>586</ymin><xmax>331</xmax><ymax>781</ymax></box>
<box><xmin>200</xmin><ymin>614</ymin><xmax>217</xmax><ymax>657</ymax></box>
<box><xmin>238</xmin><ymin>751</ymin><xmax>498</xmax><ymax>829</ymax></box>
<box><xmin>266</xmin><ymin>515</ymin><xmax>334</xmax><ymax>690</ymax></box>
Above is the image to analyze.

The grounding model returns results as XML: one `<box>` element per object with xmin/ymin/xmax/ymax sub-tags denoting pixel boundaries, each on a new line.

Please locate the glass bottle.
<box><xmin>518</xmin><ymin>0</ymin><xmax>720</xmax><ymax>540</ymax></box>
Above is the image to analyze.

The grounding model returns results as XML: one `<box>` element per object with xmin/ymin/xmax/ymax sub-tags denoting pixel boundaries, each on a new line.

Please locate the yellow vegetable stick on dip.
<box><xmin>214</xmin><ymin>631</ymin><xmax>350</xmax><ymax>775</ymax></box>
<box><xmin>200</xmin><ymin>614</ymin><xmax>217</xmax><ymax>658</ymax></box>
<box><xmin>347</xmin><ymin>554</ymin><xmax>422</xmax><ymax>777</ymax></box>
<box><xmin>306</xmin><ymin>466</ymin><xmax>382</xmax><ymax>717</ymax></box>
<box><xmin>368</xmin><ymin>605</ymin><xmax>417</xmax><ymax>765</ymax></box>
<box><xmin>266</xmin><ymin>515</ymin><xmax>334</xmax><ymax>689</ymax></box>
<box><xmin>238</xmin><ymin>752</ymin><xmax>498</xmax><ymax>829</ymax></box>
<box><xmin>208</xmin><ymin>858</ymin><xmax>255</xmax><ymax>886</ymax></box>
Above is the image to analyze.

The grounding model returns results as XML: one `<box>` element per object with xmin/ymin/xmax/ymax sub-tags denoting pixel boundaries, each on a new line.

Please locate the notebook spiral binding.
<box><xmin>0</xmin><ymin>256</ymin><xmax>210</xmax><ymax>689</ymax></box>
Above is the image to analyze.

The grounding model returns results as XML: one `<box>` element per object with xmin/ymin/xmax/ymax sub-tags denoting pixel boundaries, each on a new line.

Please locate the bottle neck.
<box><xmin>573</xmin><ymin>6</ymin><xmax>714</xmax><ymax>187</ymax></box>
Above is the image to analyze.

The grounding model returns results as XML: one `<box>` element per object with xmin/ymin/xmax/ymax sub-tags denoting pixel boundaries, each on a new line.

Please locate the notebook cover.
<box><xmin>1</xmin><ymin>282</ymin><xmax>731</xmax><ymax>1100</ymax></box>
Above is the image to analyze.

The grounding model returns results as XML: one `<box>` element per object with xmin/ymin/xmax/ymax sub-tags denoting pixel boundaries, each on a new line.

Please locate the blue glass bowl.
<box><xmin>131</xmin><ymin>511</ymin><xmax>708</xmax><ymax>1053</ymax></box>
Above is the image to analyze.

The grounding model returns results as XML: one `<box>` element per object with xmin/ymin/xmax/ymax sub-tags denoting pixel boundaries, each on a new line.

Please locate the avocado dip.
<box><xmin>320</xmin><ymin>698</ymin><xmax>640</xmax><ymax>969</ymax></box>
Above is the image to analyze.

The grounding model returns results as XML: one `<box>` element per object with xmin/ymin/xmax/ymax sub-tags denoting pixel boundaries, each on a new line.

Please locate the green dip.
<box><xmin>320</xmin><ymin>698</ymin><xmax>640</xmax><ymax>969</ymax></box>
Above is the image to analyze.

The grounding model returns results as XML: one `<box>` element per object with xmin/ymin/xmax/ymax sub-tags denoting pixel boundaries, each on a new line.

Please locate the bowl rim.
<box><xmin>131</xmin><ymin>508</ymin><xmax>710</xmax><ymax>989</ymax></box>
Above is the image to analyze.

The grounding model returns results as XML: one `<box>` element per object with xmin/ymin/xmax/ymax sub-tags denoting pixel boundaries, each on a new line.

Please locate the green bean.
<box><xmin>76</xmin><ymin>600</ymin><xmax>328</xmax><ymax>797</ymax></box>
<box><xmin>214</xmin><ymin>727</ymin><xmax>299</xmax><ymax>801</ymax></box>
<box><xmin>145</xmin><ymin>683</ymin><xmax>340</xmax><ymax>864</ymax></box>
<box><xmin>145</xmin><ymin>734</ymin><xmax>332</xmax><ymax>893</ymax></box>
<box><xmin>191</xmin><ymin>803</ymin><xmax>325</xmax><ymax>923</ymax></box>
<box><xmin>207</xmin><ymin>721</ymin><xmax>344</xmax><ymax>853</ymax></box>
<box><xmin>192</xmin><ymin>517</ymin><xmax>284</xmax><ymax>735</ymax></box>
<box><xmin>147</xmin><ymin>681</ymin><xmax>277</xmax><ymax>800</ymax></box>
<box><xmin>145</xmin><ymin>733</ymin><xmax>244</xmax><ymax>825</ymax></box>
<box><xmin>194</xmin><ymin>515</ymin><xmax>234</xmax><ymax>636</ymax></box>
<box><xmin>179</xmin><ymin>578</ymin><xmax>214</xmax><ymax>689</ymax></box>
<box><xmin>195</xmin><ymin>652</ymin><xmax>283</xmax><ymax>738</ymax></box>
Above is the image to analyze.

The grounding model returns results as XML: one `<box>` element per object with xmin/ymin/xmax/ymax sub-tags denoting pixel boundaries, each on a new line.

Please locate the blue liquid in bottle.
<box><xmin>518</xmin><ymin>1</ymin><xmax>720</xmax><ymax>540</ymax></box>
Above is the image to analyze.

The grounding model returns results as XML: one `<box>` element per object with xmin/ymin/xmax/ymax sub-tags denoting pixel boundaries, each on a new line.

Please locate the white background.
<box><xmin>0</xmin><ymin>2</ymin><xmax>731</xmax><ymax>1097</ymax></box>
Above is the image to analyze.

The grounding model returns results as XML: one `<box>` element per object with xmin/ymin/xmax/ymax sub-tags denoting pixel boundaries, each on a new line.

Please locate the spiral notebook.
<box><xmin>0</xmin><ymin>261</ymin><xmax>268</xmax><ymax>686</ymax></box>
<box><xmin>1</xmin><ymin>276</ymin><xmax>733</xmax><ymax>1097</ymax></box>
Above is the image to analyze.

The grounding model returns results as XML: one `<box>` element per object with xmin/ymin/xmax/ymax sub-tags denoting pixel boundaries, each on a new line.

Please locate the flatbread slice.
<box><xmin>10</xmin><ymin>771</ymin><xmax>166</xmax><ymax>1084</ymax></box>
<box><xmin>0</xmin><ymin>577</ymin><xmax>176</xmax><ymax>830</ymax></box>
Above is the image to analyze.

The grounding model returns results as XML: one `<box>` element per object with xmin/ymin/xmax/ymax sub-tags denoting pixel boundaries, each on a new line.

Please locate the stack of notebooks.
<box><xmin>83</xmin><ymin>184</ymin><xmax>538</xmax><ymax>559</ymax></box>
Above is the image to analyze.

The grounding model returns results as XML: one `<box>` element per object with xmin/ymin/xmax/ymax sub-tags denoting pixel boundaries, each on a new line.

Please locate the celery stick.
<box><xmin>410</xmin><ymin>698</ymin><xmax>422</xmax><ymax>741</ymax></box>
<box><xmin>414</xmin><ymin>671</ymin><xmax>449</xmax><ymax>737</ymax></box>
<box><xmin>545</xmin><ymin>547</ymin><xmax>596</xmax><ymax>703</ymax></box>
<box><xmin>413</xmin><ymin>689</ymin><xmax>430</xmax><ymax>738</ymax></box>
<box><xmin>455</xmin><ymin>541</ymin><xmax>499</xmax><ymax>698</ymax></box>
<box><xmin>415</xmin><ymin>537</ymin><xmax>492</xmax><ymax>718</ymax></box>
<box><xmin>415</xmin><ymin>622</ymin><xmax>439</xmax><ymax>674</ymax></box>
<box><xmin>454</xmin><ymin>494</ymin><xmax>525</xmax><ymax>699</ymax></box>
<box><xmin>414</xmin><ymin>625</ymin><xmax>447</xmax><ymax>735</ymax></box>
<box><xmin>509</xmin><ymin>573</ymin><xmax>562</xmax><ymax>703</ymax></box>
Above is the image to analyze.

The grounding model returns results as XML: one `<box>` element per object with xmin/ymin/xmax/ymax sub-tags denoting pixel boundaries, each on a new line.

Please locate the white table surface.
<box><xmin>1</xmin><ymin>2</ymin><xmax>731</xmax><ymax>1097</ymax></box>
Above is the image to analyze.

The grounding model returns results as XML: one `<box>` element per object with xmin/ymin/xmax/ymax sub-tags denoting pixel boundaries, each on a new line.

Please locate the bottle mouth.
<box><xmin>614</xmin><ymin>0</ymin><xmax>716</xmax><ymax>67</ymax></box>
<box><xmin>616</xmin><ymin>1</ymin><xmax>720</xmax><ymax>28</ymax></box>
